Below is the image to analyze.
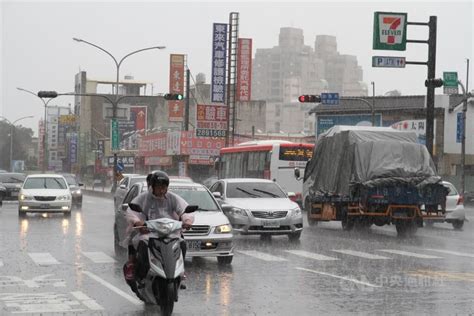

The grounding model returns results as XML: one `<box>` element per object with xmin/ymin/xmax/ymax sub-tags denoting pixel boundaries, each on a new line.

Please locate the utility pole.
<box><xmin>460</xmin><ymin>59</ymin><xmax>470</xmax><ymax>196</ymax></box>
<box><xmin>184</xmin><ymin>68</ymin><xmax>191</xmax><ymax>131</ymax></box>
<box><xmin>425</xmin><ymin>16</ymin><xmax>437</xmax><ymax>157</ymax></box>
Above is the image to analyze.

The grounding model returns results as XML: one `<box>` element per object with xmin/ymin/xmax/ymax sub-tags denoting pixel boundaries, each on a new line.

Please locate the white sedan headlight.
<box><xmin>72</xmin><ymin>189</ymin><xmax>81</xmax><ymax>195</ymax></box>
<box><xmin>292</xmin><ymin>207</ymin><xmax>302</xmax><ymax>217</ymax></box>
<box><xmin>19</xmin><ymin>194</ymin><xmax>34</xmax><ymax>201</ymax></box>
<box><xmin>215</xmin><ymin>224</ymin><xmax>232</xmax><ymax>233</ymax></box>
<box><xmin>230</xmin><ymin>207</ymin><xmax>248</xmax><ymax>217</ymax></box>
<box><xmin>56</xmin><ymin>195</ymin><xmax>71</xmax><ymax>201</ymax></box>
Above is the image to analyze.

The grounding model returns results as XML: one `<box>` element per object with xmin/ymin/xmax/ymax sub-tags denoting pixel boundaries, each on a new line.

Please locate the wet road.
<box><xmin>0</xmin><ymin>194</ymin><xmax>473</xmax><ymax>315</ymax></box>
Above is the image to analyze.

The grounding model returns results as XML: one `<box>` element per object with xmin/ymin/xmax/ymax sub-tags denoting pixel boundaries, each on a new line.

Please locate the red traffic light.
<box><xmin>298</xmin><ymin>95</ymin><xmax>321</xmax><ymax>103</ymax></box>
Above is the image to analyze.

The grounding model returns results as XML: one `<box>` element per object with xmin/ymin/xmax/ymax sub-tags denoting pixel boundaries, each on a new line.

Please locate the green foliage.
<box><xmin>0</xmin><ymin>120</ymin><xmax>34</xmax><ymax>170</ymax></box>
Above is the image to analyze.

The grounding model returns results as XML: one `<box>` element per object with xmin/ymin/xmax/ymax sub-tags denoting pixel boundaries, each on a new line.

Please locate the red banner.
<box><xmin>138</xmin><ymin>133</ymin><xmax>167</xmax><ymax>157</ymax></box>
<box><xmin>130</xmin><ymin>106</ymin><xmax>147</xmax><ymax>131</ymax></box>
<box><xmin>236</xmin><ymin>38</ymin><xmax>252</xmax><ymax>102</ymax></box>
<box><xmin>168</xmin><ymin>54</ymin><xmax>185</xmax><ymax>122</ymax></box>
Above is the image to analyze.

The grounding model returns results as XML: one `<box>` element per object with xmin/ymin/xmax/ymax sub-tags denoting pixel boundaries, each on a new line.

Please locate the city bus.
<box><xmin>216</xmin><ymin>140</ymin><xmax>314</xmax><ymax>206</ymax></box>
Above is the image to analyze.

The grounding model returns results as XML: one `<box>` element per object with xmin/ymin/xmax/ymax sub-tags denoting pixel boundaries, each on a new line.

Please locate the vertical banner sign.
<box><xmin>456</xmin><ymin>113</ymin><xmax>463</xmax><ymax>143</ymax></box>
<box><xmin>196</xmin><ymin>104</ymin><xmax>228</xmax><ymax>137</ymax></box>
<box><xmin>69</xmin><ymin>132</ymin><xmax>77</xmax><ymax>164</ymax></box>
<box><xmin>97</xmin><ymin>140</ymin><xmax>105</xmax><ymax>160</ymax></box>
<box><xmin>373</xmin><ymin>12</ymin><xmax>407</xmax><ymax>51</ymax></box>
<box><xmin>211</xmin><ymin>23</ymin><xmax>228</xmax><ymax>103</ymax></box>
<box><xmin>130</xmin><ymin>106</ymin><xmax>147</xmax><ymax>131</ymax></box>
<box><xmin>236</xmin><ymin>38</ymin><xmax>253</xmax><ymax>102</ymax></box>
<box><xmin>169</xmin><ymin>54</ymin><xmax>185</xmax><ymax>122</ymax></box>
<box><xmin>111</xmin><ymin>118</ymin><xmax>119</xmax><ymax>151</ymax></box>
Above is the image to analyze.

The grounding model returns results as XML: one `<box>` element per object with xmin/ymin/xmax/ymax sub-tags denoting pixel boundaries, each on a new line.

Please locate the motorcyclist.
<box><xmin>123</xmin><ymin>171</ymin><xmax>193</xmax><ymax>291</ymax></box>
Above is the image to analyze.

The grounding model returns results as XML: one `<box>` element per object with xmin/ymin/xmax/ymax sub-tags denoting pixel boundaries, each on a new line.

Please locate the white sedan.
<box><xmin>18</xmin><ymin>174</ymin><xmax>72</xmax><ymax>217</ymax></box>
<box><xmin>425</xmin><ymin>181</ymin><xmax>465</xmax><ymax>230</ymax></box>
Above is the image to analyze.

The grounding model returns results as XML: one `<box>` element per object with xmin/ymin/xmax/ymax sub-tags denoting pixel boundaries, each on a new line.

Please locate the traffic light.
<box><xmin>424</xmin><ymin>78</ymin><xmax>444</xmax><ymax>88</ymax></box>
<box><xmin>37</xmin><ymin>91</ymin><xmax>58</xmax><ymax>98</ymax></box>
<box><xmin>163</xmin><ymin>93</ymin><xmax>184</xmax><ymax>100</ymax></box>
<box><xmin>298</xmin><ymin>95</ymin><xmax>321</xmax><ymax>103</ymax></box>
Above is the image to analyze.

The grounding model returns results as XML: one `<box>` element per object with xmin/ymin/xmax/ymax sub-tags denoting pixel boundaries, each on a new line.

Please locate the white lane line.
<box><xmin>332</xmin><ymin>249</ymin><xmax>391</xmax><ymax>260</ymax></box>
<box><xmin>83</xmin><ymin>271</ymin><xmax>142</xmax><ymax>306</ymax></box>
<box><xmin>238</xmin><ymin>250</ymin><xmax>288</xmax><ymax>262</ymax></box>
<box><xmin>296</xmin><ymin>267</ymin><xmax>382</xmax><ymax>288</ymax></box>
<box><xmin>28</xmin><ymin>253</ymin><xmax>60</xmax><ymax>265</ymax></box>
<box><xmin>71</xmin><ymin>291</ymin><xmax>104</xmax><ymax>311</ymax></box>
<box><xmin>378</xmin><ymin>249</ymin><xmax>442</xmax><ymax>259</ymax></box>
<box><xmin>0</xmin><ymin>259</ymin><xmax>3</xmax><ymax>267</ymax></box>
<box><xmin>82</xmin><ymin>252</ymin><xmax>115</xmax><ymax>263</ymax></box>
<box><xmin>285</xmin><ymin>250</ymin><xmax>339</xmax><ymax>261</ymax></box>
<box><xmin>424</xmin><ymin>249</ymin><xmax>474</xmax><ymax>258</ymax></box>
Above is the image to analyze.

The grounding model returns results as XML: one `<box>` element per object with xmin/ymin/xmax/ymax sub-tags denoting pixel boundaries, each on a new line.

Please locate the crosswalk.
<box><xmin>0</xmin><ymin>247</ymin><xmax>473</xmax><ymax>268</ymax></box>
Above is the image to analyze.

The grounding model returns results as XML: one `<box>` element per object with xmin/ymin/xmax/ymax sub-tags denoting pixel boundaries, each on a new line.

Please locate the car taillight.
<box><xmin>457</xmin><ymin>195</ymin><xmax>464</xmax><ymax>205</ymax></box>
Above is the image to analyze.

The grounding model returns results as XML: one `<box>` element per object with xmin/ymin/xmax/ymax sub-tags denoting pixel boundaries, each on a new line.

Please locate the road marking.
<box><xmin>71</xmin><ymin>291</ymin><xmax>104</xmax><ymax>311</ymax></box>
<box><xmin>424</xmin><ymin>249</ymin><xmax>474</xmax><ymax>258</ymax></box>
<box><xmin>378</xmin><ymin>249</ymin><xmax>442</xmax><ymax>259</ymax></box>
<box><xmin>332</xmin><ymin>249</ymin><xmax>391</xmax><ymax>260</ymax></box>
<box><xmin>296</xmin><ymin>267</ymin><xmax>382</xmax><ymax>288</ymax></box>
<box><xmin>285</xmin><ymin>250</ymin><xmax>339</xmax><ymax>261</ymax></box>
<box><xmin>28</xmin><ymin>253</ymin><xmax>60</xmax><ymax>265</ymax></box>
<box><xmin>408</xmin><ymin>270</ymin><xmax>474</xmax><ymax>282</ymax></box>
<box><xmin>238</xmin><ymin>250</ymin><xmax>288</xmax><ymax>262</ymax></box>
<box><xmin>0</xmin><ymin>259</ymin><xmax>3</xmax><ymax>267</ymax></box>
<box><xmin>82</xmin><ymin>252</ymin><xmax>115</xmax><ymax>263</ymax></box>
<box><xmin>83</xmin><ymin>271</ymin><xmax>142</xmax><ymax>306</ymax></box>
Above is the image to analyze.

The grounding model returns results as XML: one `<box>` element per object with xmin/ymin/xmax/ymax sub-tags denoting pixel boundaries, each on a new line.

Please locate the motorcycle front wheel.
<box><xmin>160</xmin><ymin>281</ymin><xmax>175</xmax><ymax>316</ymax></box>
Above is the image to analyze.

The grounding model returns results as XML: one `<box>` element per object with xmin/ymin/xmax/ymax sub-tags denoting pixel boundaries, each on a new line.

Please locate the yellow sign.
<box><xmin>59</xmin><ymin>115</ymin><xmax>76</xmax><ymax>125</ymax></box>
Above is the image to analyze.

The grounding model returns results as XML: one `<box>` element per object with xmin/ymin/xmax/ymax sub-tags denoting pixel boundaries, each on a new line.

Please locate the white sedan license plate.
<box><xmin>40</xmin><ymin>204</ymin><xmax>50</xmax><ymax>209</ymax></box>
<box><xmin>186</xmin><ymin>240</ymin><xmax>201</xmax><ymax>251</ymax></box>
<box><xmin>262</xmin><ymin>220</ymin><xmax>280</xmax><ymax>228</ymax></box>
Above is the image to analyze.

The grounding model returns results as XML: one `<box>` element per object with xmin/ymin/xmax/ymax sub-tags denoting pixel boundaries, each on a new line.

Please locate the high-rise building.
<box><xmin>252</xmin><ymin>28</ymin><xmax>366</xmax><ymax>133</ymax></box>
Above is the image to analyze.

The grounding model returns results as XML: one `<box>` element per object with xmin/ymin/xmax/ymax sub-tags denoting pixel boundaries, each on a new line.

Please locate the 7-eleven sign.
<box><xmin>373</xmin><ymin>12</ymin><xmax>407</xmax><ymax>51</ymax></box>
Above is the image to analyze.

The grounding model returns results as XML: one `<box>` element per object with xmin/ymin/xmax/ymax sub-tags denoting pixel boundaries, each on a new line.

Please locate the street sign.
<box><xmin>321</xmin><ymin>93</ymin><xmax>339</xmax><ymax>105</ymax></box>
<box><xmin>111</xmin><ymin>119</ymin><xmax>119</xmax><ymax>151</ymax></box>
<box><xmin>443</xmin><ymin>72</ymin><xmax>458</xmax><ymax>94</ymax></box>
<box><xmin>372</xmin><ymin>56</ymin><xmax>406</xmax><ymax>68</ymax></box>
<box><xmin>373</xmin><ymin>12</ymin><xmax>408</xmax><ymax>51</ymax></box>
<box><xmin>117</xmin><ymin>161</ymin><xmax>125</xmax><ymax>172</ymax></box>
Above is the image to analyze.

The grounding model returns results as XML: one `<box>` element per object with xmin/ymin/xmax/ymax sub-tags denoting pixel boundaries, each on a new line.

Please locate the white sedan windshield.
<box><xmin>24</xmin><ymin>178</ymin><xmax>67</xmax><ymax>190</ymax></box>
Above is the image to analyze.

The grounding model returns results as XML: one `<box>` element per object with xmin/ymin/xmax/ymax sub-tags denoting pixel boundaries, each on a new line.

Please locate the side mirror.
<box><xmin>212</xmin><ymin>192</ymin><xmax>222</xmax><ymax>199</ymax></box>
<box><xmin>287</xmin><ymin>192</ymin><xmax>296</xmax><ymax>198</ymax></box>
<box><xmin>78</xmin><ymin>183</ymin><xmax>84</xmax><ymax>187</ymax></box>
<box><xmin>121</xmin><ymin>204</ymin><xmax>128</xmax><ymax>212</ymax></box>
<box><xmin>294</xmin><ymin>168</ymin><xmax>301</xmax><ymax>179</ymax></box>
<box><xmin>120</xmin><ymin>184</ymin><xmax>127</xmax><ymax>189</ymax></box>
<box><xmin>185</xmin><ymin>205</ymin><xmax>199</xmax><ymax>213</ymax></box>
<box><xmin>128</xmin><ymin>203</ymin><xmax>143</xmax><ymax>213</ymax></box>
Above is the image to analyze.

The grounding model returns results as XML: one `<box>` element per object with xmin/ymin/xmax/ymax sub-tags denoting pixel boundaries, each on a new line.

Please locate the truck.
<box><xmin>296</xmin><ymin>125</ymin><xmax>447</xmax><ymax>237</ymax></box>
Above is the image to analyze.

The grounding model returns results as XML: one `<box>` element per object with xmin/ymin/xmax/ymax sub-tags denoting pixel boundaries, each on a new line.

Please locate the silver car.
<box><xmin>425</xmin><ymin>181</ymin><xmax>465</xmax><ymax>229</ymax></box>
<box><xmin>113</xmin><ymin>174</ymin><xmax>146</xmax><ymax>209</ymax></box>
<box><xmin>18</xmin><ymin>174</ymin><xmax>72</xmax><ymax>217</ymax></box>
<box><xmin>114</xmin><ymin>181</ymin><xmax>234</xmax><ymax>264</ymax></box>
<box><xmin>210</xmin><ymin>178</ymin><xmax>303</xmax><ymax>241</ymax></box>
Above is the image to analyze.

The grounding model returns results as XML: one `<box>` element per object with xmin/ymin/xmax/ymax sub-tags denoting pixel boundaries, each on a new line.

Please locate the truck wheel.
<box><xmin>452</xmin><ymin>220</ymin><xmax>464</xmax><ymax>230</ymax></box>
<box><xmin>305</xmin><ymin>201</ymin><xmax>317</xmax><ymax>226</ymax></box>
<box><xmin>341</xmin><ymin>216</ymin><xmax>354</xmax><ymax>231</ymax></box>
<box><xmin>396</xmin><ymin>221</ymin><xmax>417</xmax><ymax>237</ymax></box>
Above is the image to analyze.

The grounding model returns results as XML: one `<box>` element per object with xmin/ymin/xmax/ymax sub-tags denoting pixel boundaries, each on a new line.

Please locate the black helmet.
<box><xmin>150</xmin><ymin>171</ymin><xmax>170</xmax><ymax>187</ymax></box>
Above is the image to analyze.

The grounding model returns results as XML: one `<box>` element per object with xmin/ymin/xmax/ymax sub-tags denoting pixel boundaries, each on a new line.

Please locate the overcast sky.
<box><xmin>1</xmin><ymin>0</ymin><xmax>473</xmax><ymax>135</ymax></box>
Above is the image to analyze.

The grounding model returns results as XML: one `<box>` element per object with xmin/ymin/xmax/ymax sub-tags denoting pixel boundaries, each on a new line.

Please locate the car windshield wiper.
<box><xmin>235</xmin><ymin>187</ymin><xmax>260</xmax><ymax>197</ymax></box>
<box><xmin>253</xmin><ymin>188</ymin><xmax>280</xmax><ymax>198</ymax></box>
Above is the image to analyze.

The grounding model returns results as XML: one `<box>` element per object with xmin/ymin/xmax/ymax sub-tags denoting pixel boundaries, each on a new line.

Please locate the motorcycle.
<box><xmin>127</xmin><ymin>203</ymin><xmax>197</xmax><ymax>316</ymax></box>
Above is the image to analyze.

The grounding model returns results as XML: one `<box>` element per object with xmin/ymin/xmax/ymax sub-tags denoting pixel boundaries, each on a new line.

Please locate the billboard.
<box><xmin>196</xmin><ymin>104</ymin><xmax>228</xmax><ymax>137</ymax></box>
<box><xmin>69</xmin><ymin>132</ymin><xmax>77</xmax><ymax>164</ymax></box>
<box><xmin>168</xmin><ymin>54</ymin><xmax>185</xmax><ymax>122</ymax></box>
<box><xmin>236</xmin><ymin>38</ymin><xmax>252</xmax><ymax>102</ymax></box>
<box><xmin>373</xmin><ymin>12</ymin><xmax>408</xmax><ymax>51</ymax></box>
<box><xmin>211</xmin><ymin>23</ymin><xmax>227</xmax><ymax>103</ymax></box>
<box><xmin>316</xmin><ymin>114</ymin><xmax>382</xmax><ymax>137</ymax></box>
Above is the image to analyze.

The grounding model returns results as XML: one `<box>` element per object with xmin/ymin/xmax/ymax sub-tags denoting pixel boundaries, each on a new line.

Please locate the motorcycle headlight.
<box><xmin>215</xmin><ymin>224</ymin><xmax>232</xmax><ymax>233</ymax></box>
<box><xmin>20</xmin><ymin>194</ymin><xmax>34</xmax><ymax>201</ymax></box>
<box><xmin>292</xmin><ymin>207</ymin><xmax>302</xmax><ymax>217</ymax></box>
<box><xmin>230</xmin><ymin>207</ymin><xmax>248</xmax><ymax>217</ymax></box>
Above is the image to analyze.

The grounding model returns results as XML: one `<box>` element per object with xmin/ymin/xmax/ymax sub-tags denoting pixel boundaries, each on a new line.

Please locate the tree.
<box><xmin>384</xmin><ymin>90</ymin><xmax>402</xmax><ymax>96</ymax></box>
<box><xmin>0</xmin><ymin>121</ymin><xmax>34</xmax><ymax>171</ymax></box>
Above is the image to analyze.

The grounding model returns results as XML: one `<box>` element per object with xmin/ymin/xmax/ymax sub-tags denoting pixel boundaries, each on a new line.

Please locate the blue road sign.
<box><xmin>456</xmin><ymin>112</ymin><xmax>463</xmax><ymax>143</ymax></box>
<box><xmin>117</xmin><ymin>161</ymin><xmax>125</xmax><ymax>172</ymax></box>
<box><xmin>321</xmin><ymin>93</ymin><xmax>339</xmax><ymax>105</ymax></box>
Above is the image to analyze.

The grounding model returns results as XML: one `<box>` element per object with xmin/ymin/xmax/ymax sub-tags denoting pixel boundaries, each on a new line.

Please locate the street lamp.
<box><xmin>73</xmin><ymin>37</ymin><xmax>165</xmax><ymax>191</ymax></box>
<box><xmin>17</xmin><ymin>87</ymin><xmax>57</xmax><ymax>172</ymax></box>
<box><xmin>0</xmin><ymin>115</ymin><xmax>34</xmax><ymax>172</ymax></box>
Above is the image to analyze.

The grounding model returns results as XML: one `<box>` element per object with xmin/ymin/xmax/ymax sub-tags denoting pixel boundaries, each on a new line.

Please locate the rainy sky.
<box><xmin>1</xmin><ymin>0</ymin><xmax>473</xmax><ymax>135</ymax></box>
